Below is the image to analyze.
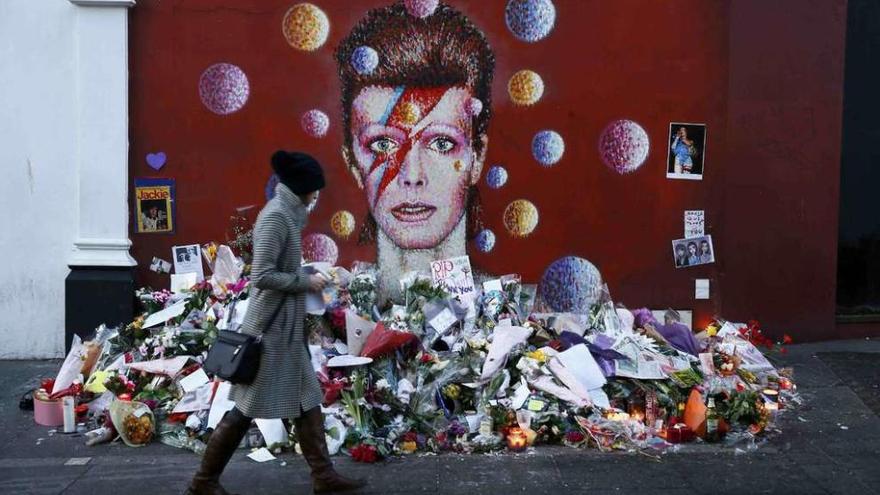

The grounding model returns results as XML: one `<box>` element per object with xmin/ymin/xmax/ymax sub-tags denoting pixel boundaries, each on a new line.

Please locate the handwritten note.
<box><xmin>684</xmin><ymin>210</ymin><xmax>705</xmax><ymax>238</ymax></box>
<box><xmin>430</xmin><ymin>256</ymin><xmax>476</xmax><ymax>303</ymax></box>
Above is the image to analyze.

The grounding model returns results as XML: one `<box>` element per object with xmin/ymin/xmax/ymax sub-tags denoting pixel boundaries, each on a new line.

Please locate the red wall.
<box><xmin>721</xmin><ymin>0</ymin><xmax>847</xmax><ymax>341</ymax></box>
<box><xmin>129</xmin><ymin>0</ymin><xmax>848</xmax><ymax>341</ymax></box>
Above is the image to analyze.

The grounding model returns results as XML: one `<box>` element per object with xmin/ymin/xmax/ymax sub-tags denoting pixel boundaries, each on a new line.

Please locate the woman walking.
<box><xmin>187</xmin><ymin>150</ymin><xmax>366</xmax><ymax>495</ymax></box>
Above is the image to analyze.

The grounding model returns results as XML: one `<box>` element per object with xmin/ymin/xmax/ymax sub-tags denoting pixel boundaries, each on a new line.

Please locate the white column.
<box><xmin>67</xmin><ymin>0</ymin><xmax>137</xmax><ymax>267</ymax></box>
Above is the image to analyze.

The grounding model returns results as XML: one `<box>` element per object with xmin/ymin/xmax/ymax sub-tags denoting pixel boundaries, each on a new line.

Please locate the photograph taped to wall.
<box><xmin>672</xmin><ymin>235</ymin><xmax>715</xmax><ymax>268</ymax></box>
<box><xmin>149</xmin><ymin>256</ymin><xmax>172</xmax><ymax>274</ymax></box>
<box><xmin>666</xmin><ymin>123</ymin><xmax>707</xmax><ymax>180</ymax></box>
<box><xmin>172</xmin><ymin>244</ymin><xmax>204</xmax><ymax>281</ymax></box>
<box><xmin>134</xmin><ymin>178</ymin><xmax>175</xmax><ymax>233</ymax></box>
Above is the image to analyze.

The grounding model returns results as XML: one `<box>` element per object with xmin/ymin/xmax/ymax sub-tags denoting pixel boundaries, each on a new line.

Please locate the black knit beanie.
<box><xmin>270</xmin><ymin>150</ymin><xmax>326</xmax><ymax>195</ymax></box>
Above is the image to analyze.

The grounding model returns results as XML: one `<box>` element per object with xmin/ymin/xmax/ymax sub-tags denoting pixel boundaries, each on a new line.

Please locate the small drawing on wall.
<box><xmin>672</xmin><ymin>235</ymin><xmax>714</xmax><ymax>268</ymax></box>
<box><xmin>666</xmin><ymin>122</ymin><xmax>707</xmax><ymax>180</ymax></box>
<box><xmin>134</xmin><ymin>178</ymin><xmax>175</xmax><ymax>234</ymax></box>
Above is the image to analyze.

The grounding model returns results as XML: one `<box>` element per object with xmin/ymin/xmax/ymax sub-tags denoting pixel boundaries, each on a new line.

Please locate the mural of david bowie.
<box><xmin>335</xmin><ymin>2</ymin><xmax>495</xmax><ymax>304</ymax></box>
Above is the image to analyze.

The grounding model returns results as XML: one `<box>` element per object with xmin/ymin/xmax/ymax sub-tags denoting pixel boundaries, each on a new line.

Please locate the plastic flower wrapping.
<box><xmin>42</xmin><ymin>243</ymin><xmax>798</xmax><ymax>459</ymax></box>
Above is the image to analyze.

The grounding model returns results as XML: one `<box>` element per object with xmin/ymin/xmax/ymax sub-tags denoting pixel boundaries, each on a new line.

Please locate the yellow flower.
<box><xmin>524</xmin><ymin>350</ymin><xmax>547</xmax><ymax>363</ymax></box>
<box><xmin>442</xmin><ymin>384</ymin><xmax>461</xmax><ymax>400</ymax></box>
<box><xmin>401</xmin><ymin>440</ymin><xmax>417</xmax><ymax>454</ymax></box>
<box><xmin>706</xmin><ymin>324</ymin><xmax>719</xmax><ymax>337</ymax></box>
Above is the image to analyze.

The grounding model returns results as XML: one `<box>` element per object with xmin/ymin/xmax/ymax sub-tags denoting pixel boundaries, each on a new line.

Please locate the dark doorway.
<box><xmin>837</xmin><ymin>0</ymin><xmax>880</xmax><ymax>319</ymax></box>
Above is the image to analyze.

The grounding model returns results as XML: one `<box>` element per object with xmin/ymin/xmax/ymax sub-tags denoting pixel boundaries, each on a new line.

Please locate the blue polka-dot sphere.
<box><xmin>505</xmin><ymin>0</ymin><xmax>556</xmax><ymax>43</ymax></box>
<box><xmin>351</xmin><ymin>46</ymin><xmax>379</xmax><ymax>75</ymax></box>
<box><xmin>265</xmin><ymin>174</ymin><xmax>279</xmax><ymax>200</ymax></box>
<box><xmin>532</xmin><ymin>130</ymin><xmax>565</xmax><ymax>166</ymax></box>
<box><xmin>486</xmin><ymin>166</ymin><xmax>508</xmax><ymax>189</ymax></box>
<box><xmin>540</xmin><ymin>256</ymin><xmax>603</xmax><ymax>313</ymax></box>
<box><xmin>476</xmin><ymin>229</ymin><xmax>496</xmax><ymax>253</ymax></box>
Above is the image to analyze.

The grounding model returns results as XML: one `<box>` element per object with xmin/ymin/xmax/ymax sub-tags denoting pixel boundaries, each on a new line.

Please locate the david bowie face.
<box><xmin>349</xmin><ymin>86</ymin><xmax>480</xmax><ymax>249</ymax></box>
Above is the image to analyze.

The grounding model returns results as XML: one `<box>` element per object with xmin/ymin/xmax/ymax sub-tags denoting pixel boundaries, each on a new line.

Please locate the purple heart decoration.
<box><xmin>146</xmin><ymin>152</ymin><xmax>167</xmax><ymax>171</ymax></box>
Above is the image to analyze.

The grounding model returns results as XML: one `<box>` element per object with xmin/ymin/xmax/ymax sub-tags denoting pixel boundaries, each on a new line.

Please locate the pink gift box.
<box><xmin>34</xmin><ymin>396</ymin><xmax>64</xmax><ymax>427</ymax></box>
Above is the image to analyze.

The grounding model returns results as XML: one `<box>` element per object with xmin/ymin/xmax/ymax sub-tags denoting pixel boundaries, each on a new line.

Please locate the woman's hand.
<box><xmin>307</xmin><ymin>274</ymin><xmax>328</xmax><ymax>292</ymax></box>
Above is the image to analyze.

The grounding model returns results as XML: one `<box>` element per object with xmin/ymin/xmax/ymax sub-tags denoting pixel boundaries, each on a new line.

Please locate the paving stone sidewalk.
<box><xmin>1</xmin><ymin>339</ymin><xmax>878</xmax><ymax>495</ymax></box>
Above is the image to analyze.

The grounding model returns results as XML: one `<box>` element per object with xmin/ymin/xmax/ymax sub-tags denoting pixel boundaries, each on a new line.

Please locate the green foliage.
<box><xmin>716</xmin><ymin>390</ymin><xmax>762</xmax><ymax>426</ymax></box>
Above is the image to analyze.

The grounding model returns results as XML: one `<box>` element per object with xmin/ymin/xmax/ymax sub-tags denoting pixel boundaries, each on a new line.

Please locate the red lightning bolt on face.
<box><xmin>367</xmin><ymin>87</ymin><xmax>449</xmax><ymax>207</ymax></box>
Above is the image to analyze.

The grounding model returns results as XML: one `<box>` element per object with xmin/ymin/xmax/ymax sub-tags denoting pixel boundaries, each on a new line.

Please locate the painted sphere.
<box><xmin>198</xmin><ymin>63</ymin><xmax>249</xmax><ymax>115</ymax></box>
<box><xmin>486</xmin><ymin>166</ymin><xmax>508</xmax><ymax>189</ymax></box>
<box><xmin>532</xmin><ymin>130</ymin><xmax>565</xmax><ymax>166</ymax></box>
<box><xmin>282</xmin><ymin>3</ymin><xmax>330</xmax><ymax>51</ymax></box>
<box><xmin>301</xmin><ymin>109</ymin><xmax>330</xmax><ymax>138</ymax></box>
<box><xmin>465</xmin><ymin>97</ymin><xmax>484</xmax><ymax>117</ymax></box>
<box><xmin>540</xmin><ymin>256</ymin><xmax>603</xmax><ymax>313</ymax></box>
<box><xmin>303</xmin><ymin>233</ymin><xmax>339</xmax><ymax>265</ymax></box>
<box><xmin>404</xmin><ymin>0</ymin><xmax>439</xmax><ymax>18</ymax></box>
<box><xmin>508</xmin><ymin>70</ymin><xmax>544</xmax><ymax>106</ymax></box>
<box><xmin>351</xmin><ymin>45</ymin><xmax>379</xmax><ymax>75</ymax></box>
<box><xmin>598</xmin><ymin>119</ymin><xmax>650</xmax><ymax>174</ymax></box>
<box><xmin>505</xmin><ymin>0</ymin><xmax>556</xmax><ymax>43</ymax></box>
<box><xmin>330</xmin><ymin>210</ymin><xmax>356</xmax><ymax>239</ymax></box>
<box><xmin>503</xmin><ymin>199</ymin><xmax>539</xmax><ymax>238</ymax></box>
<box><xmin>475</xmin><ymin>229</ymin><xmax>496</xmax><ymax>253</ymax></box>
<box><xmin>265</xmin><ymin>174</ymin><xmax>280</xmax><ymax>200</ymax></box>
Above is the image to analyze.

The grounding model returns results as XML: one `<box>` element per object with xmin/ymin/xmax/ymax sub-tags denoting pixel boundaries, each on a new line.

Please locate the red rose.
<box><xmin>351</xmin><ymin>444</ymin><xmax>379</xmax><ymax>463</ymax></box>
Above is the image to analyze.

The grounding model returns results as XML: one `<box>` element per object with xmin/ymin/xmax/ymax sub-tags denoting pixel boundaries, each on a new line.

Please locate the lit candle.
<box><xmin>628</xmin><ymin>397</ymin><xmax>646</xmax><ymax>424</ymax></box>
<box><xmin>604</xmin><ymin>410</ymin><xmax>630</xmax><ymax>422</ymax></box>
<box><xmin>506</xmin><ymin>427</ymin><xmax>528</xmax><ymax>451</ymax></box>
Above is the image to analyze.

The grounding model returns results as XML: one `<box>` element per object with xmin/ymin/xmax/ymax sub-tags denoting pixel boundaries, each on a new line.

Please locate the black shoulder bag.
<box><xmin>203</xmin><ymin>298</ymin><xmax>283</xmax><ymax>384</ymax></box>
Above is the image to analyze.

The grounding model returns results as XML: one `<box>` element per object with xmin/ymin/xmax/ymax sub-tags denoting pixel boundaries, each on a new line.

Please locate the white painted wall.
<box><xmin>0</xmin><ymin>0</ymin><xmax>79</xmax><ymax>358</ymax></box>
<box><xmin>0</xmin><ymin>0</ymin><xmax>135</xmax><ymax>358</ymax></box>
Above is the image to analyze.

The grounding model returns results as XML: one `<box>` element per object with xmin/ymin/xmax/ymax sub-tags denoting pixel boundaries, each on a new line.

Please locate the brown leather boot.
<box><xmin>295</xmin><ymin>407</ymin><xmax>367</xmax><ymax>494</ymax></box>
<box><xmin>185</xmin><ymin>408</ymin><xmax>252</xmax><ymax>495</ymax></box>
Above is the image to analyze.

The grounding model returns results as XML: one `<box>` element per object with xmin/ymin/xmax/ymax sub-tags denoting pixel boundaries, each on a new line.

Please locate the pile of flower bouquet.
<box><xmin>40</xmin><ymin>244</ymin><xmax>797</xmax><ymax>461</ymax></box>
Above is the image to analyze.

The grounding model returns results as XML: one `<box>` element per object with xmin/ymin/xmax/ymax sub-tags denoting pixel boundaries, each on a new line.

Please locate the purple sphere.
<box><xmin>351</xmin><ymin>46</ymin><xmax>379</xmax><ymax>75</ymax></box>
<box><xmin>303</xmin><ymin>233</ymin><xmax>339</xmax><ymax>265</ymax></box>
<box><xmin>301</xmin><ymin>109</ymin><xmax>330</xmax><ymax>138</ymax></box>
<box><xmin>198</xmin><ymin>63</ymin><xmax>249</xmax><ymax>115</ymax></box>
<box><xmin>476</xmin><ymin>229</ymin><xmax>496</xmax><ymax>253</ymax></box>
<box><xmin>404</xmin><ymin>0</ymin><xmax>439</xmax><ymax>18</ymax></box>
<box><xmin>466</xmin><ymin>97</ymin><xmax>484</xmax><ymax>117</ymax></box>
<box><xmin>599</xmin><ymin>120</ymin><xmax>651</xmax><ymax>174</ymax></box>
<box><xmin>540</xmin><ymin>256</ymin><xmax>603</xmax><ymax>313</ymax></box>
<box><xmin>486</xmin><ymin>166</ymin><xmax>508</xmax><ymax>189</ymax></box>
<box><xmin>598</xmin><ymin>119</ymin><xmax>650</xmax><ymax>174</ymax></box>
<box><xmin>505</xmin><ymin>0</ymin><xmax>556</xmax><ymax>43</ymax></box>
<box><xmin>532</xmin><ymin>130</ymin><xmax>565</xmax><ymax>166</ymax></box>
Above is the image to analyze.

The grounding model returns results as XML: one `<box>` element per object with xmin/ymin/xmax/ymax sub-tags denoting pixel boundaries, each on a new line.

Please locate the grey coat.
<box><xmin>229</xmin><ymin>183</ymin><xmax>322</xmax><ymax>419</ymax></box>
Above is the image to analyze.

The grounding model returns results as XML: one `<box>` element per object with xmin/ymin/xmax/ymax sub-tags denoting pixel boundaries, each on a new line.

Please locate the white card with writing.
<box><xmin>684</xmin><ymin>210</ymin><xmax>705</xmax><ymax>238</ymax></box>
<box><xmin>430</xmin><ymin>255</ymin><xmax>476</xmax><ymax>305</ymax></box>
<box><xmin>172</xmin><ymin>244</ymin><xmax>205</xmax><ymax>281</ymax></box>
<box><xmin>695</xmin><ymin>279</ymin><xmax>710</xmax><ymax>300</ymax></box>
